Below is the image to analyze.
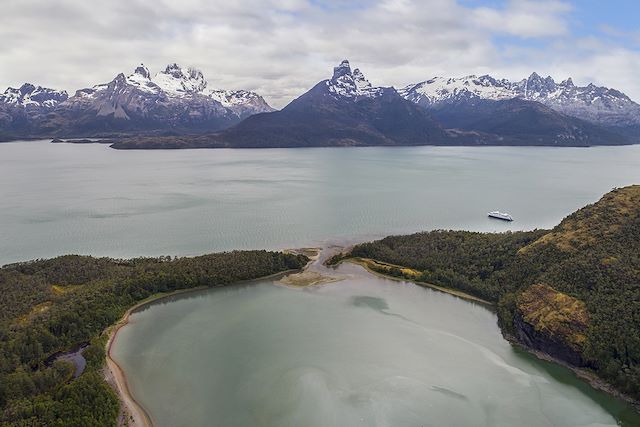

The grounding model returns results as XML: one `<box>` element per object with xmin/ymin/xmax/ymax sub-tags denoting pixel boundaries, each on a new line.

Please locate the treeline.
<box><xmin>350</xmin><ymin>230</ymin><xmax>547</xmax><ymax>301</ymax></box>
<box><xmin>347</xmin><ymin>186</ymin><xmax>640</xmax><ymax>400</ymax></box>
<box><xmin>0</xmin><ymin>250</ymin><xmax>307</xmax><ymax>426</ymax></box>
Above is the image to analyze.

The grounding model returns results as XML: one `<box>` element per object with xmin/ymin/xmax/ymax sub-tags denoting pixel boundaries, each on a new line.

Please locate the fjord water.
<box><xmin>111</xmin><ymin>262</ymin><xmax>640</xmax><ymax>427</ymax></box>
<box><xmin>2</xmin><ymin>140</ymin><xmax>640</xmax><ymax>265</ymax></box>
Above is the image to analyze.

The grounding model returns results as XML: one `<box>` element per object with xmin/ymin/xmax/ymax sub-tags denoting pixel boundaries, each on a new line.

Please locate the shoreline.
<box><xmin>505</xmin><ymin>334</ymin><xmax>640</xmax><ymax>411</ymax></box>
<box><xmin>103</xmin><ymin>252</ymin><xmax>639</xmax><ymax>425</ymax></box>
<box><xmin>339</xmin><ymin>257</ymin><xmax>640</xmax><ymax>411</ymax></box>
<box><xmin>343</xmin><ymin>257</ymin><xmax>493</xmax><ymax>306</ymax></box>
<box><xmin>103</xmin><ymin>267</ymin><xmax>305</xmax><ymax>427</ymax></box>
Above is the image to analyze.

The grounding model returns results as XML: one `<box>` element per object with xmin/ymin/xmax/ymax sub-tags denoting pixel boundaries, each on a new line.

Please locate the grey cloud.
<box><xmin>0</xmin><ymin>0</ymin><xmax>638</xmax><ymax>108</ymax></box>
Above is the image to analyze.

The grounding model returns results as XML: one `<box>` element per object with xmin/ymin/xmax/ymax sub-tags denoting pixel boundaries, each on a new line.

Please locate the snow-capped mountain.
<box><xmin>0</xmin><ymin>64</ymin><xmax>274</xmax><ymax>139</ymax></box>
<box><xmin>194</xmin><ymin>60</ymin><xmax>626</xmax><ymax>149</ymax></box>
<box><xmin>112</xmin><ymin>60</ymin><xmax>449</xmax><ymax>148</ymax></box>
<box><xmin>326</xmin><ymin>60</ymin><xmax>385</xmax><ymax>99</ymax></box>
<box><xmin>0</xmin><ymin>84</ymin><xmax>68</xmax><ymax>110</ymax></box>
<box><xmin>63</xmin><ymin>63</ymin><xmax>274</xmax><ymax>121</ymax></box>
<box><xmin>400</xmin><ymin>73</ymin><xmax>640</xmax><ymax>130</ymax></box>
<box><xmin>514</xmin><ymin>73</ymin><xmax>640</xmax><ymax>129</ymax></box>
<box><xmin>0</xmin><ymin>60</ymin><xmax>635</xmax><ymax>146</ymax></box>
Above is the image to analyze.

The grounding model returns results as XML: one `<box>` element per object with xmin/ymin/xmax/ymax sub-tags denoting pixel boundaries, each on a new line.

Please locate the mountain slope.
<box><xmin>429</xmin><ymin>97</ymin><xmax>628</xmax><ymax>146</ymax></box>
<box><xmin>0</xmin><ymin>84</ymin><xmax>69</xmax><ymax>140</ymax></box>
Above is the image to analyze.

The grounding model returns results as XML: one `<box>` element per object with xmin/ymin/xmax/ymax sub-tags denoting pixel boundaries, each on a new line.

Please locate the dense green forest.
<box><xmin>346</xmin><ymin>186</ymin><xmax>640</xmax><ymax>400</ymax></box>
<box><xmin>0</xmin><ymin>250</ymin><xmax>308</xmax><ymax>426</ymax></box>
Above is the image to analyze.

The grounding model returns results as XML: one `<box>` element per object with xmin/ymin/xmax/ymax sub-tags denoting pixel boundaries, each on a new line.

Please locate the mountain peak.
<box><xmin>154</xmin><ymin>63</ymin><xmax>207</xmax><ymax>94</ymax></box>
<box><xmin>528</xmin><ymin>72</ymin><xmax>542</xmax><ymax>81</ymax></box>
<box><xmin>0</xmin><ymin>83</ymin><xmax>68</xmax><ymax>108</ymax></box>
<box><xmin>19</xmin><ymin>83</ymin><xmax>36</xmax><ymax>95</ymax></box>
<box><xmin>327</xmin><ymin>60</ymin><xmax>383</xmax><ymax>99</ymax></box>
<box><xmin>163</xmin><ymin>63</ymin><xmax>183</xmax><ymax>78</ymax></box>
<box><xmin>332</xmin><ymin>60</ymin><xmax>352</xmax><ymax>80</ymax></box>
<box><xmin>134</xmin><ymin>64</ymin><xmax>151</xmax><ymax>79</ymax></box>
<box><xmin>400</xmin><ymin>71</ymin><xmax>640</xmax><ymax>129</ymax></box>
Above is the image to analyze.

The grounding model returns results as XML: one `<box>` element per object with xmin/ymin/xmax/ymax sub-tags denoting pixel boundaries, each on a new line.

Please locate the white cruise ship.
<box><xmin>488</xmin><ymin>211</ymin><xmax>514</xmax><ymax>221</ymax></box>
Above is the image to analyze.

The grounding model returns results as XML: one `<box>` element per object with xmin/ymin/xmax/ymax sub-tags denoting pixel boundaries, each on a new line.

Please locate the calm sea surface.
<box><xmin>4</xmin><ymin>140</ymin><xmax>640</xmax><ymax>425</ymax></box>
<box><xmin>2</xmin><ymin>140</ymin><xmax>640</xmax><ymax>265</ymax></box>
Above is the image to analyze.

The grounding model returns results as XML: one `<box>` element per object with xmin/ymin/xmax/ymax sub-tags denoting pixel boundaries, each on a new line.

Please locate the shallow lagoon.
<box><xmin>112</xmin><ymin>262</ymin><xmax>640</xmax><ymax>426</ymax></box>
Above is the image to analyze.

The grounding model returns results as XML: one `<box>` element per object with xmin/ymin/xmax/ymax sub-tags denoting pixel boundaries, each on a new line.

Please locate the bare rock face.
<box><xmin>513</xmin><ymin>284</ymin><xmax>590</xmax><ymax>367</ymax></box>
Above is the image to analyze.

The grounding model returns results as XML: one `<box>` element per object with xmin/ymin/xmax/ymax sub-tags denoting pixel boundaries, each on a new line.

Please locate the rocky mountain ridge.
<box><xmin>400</xmin><ymin>73</ymin><xmax>640</xmax><ymax>130</ymax></box>
<box><xmin>0</xmin><ymin>63</ymin><xmax>274</xmax><ymax>139</ymax></box>
<box><xmin>109</xmin><ymin>60</ymin><xmax>627</xmax><ymax>149</ymax></box>
<box><xmin>1</xmin><ymin>61</ymin><xmax>638</xmax><ymax>144</ymax></box>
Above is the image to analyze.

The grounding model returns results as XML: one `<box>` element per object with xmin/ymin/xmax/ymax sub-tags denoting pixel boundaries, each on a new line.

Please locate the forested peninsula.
<box><xmin>0</xmin><ymin>250</ymin><xmax>308</xmax><ymax>426</ymax></box>
<box><xmin>335</xmin><ymin>185</ymin><xmax>640</xmax><ymax>403</ymax></box>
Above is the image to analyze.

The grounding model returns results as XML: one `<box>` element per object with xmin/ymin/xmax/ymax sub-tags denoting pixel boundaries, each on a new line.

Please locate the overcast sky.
<box><xmin>1</xmin><ymin>0</ymin><xmax>638</xmax><ymax>108</ymax></box>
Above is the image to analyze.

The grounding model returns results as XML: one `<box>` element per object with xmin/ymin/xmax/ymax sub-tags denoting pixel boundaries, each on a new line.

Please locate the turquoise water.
<box><xmin>1</xmin><ymin>141</ymin><xmax>640</xmax><ymax>265</ymax></box>
<box><xmin>112</xmin><ymin>262</ymin><xmax>640</xmax><ymax>427</ymax></box>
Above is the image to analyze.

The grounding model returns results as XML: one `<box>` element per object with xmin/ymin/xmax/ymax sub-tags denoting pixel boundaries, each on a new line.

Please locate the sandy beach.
<box><xmin>102</xmin><ymin>256</ymin><xmax>312</xmax><ymax>427</ymax></box>
<box><xmin>105</xmin><ymin>300</ymin><xmax>157</xmax><ymax>427</ymax></box>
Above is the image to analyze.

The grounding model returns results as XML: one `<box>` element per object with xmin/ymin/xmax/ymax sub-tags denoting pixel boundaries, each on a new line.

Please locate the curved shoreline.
<box><xmin>104</xmin><ymin>268</ymin><xmax>304</xmax><ymax>427</ymax></box>
<box><xmin>341</xmin><ymin>258</ymin><xmax>640</xmax><ymax>411</ymax></box>
<box><xmin>505</xmin><ymin>335</ymin><xmax>640</xmax><ymax>411</ymax></box>
<box><xmin>104</xmin><ymin>255</ymin><xmax>639</xmax><ymax>425</ymax></box>
<box><xmin>343</xmin><ymin>257</ymin><xmax>493</xmax><ymax>306</ymax></box>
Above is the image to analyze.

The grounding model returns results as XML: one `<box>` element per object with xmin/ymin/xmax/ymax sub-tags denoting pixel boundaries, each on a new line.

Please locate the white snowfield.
<box><xmin>100</xmin><ymin>63</ymin><xmax>266</xmax><ymax>108</ymax></box>
<box><xmin>0</xmin><ymin>84</ymin><xmax>68</xmax><ymax>109</ymax></box>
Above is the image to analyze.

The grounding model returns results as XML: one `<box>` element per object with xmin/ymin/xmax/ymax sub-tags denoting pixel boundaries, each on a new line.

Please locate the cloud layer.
<box><xmin>1</xmin><ymin>0</ymin><xmax>638</xmax><ymax>108</ymax></box>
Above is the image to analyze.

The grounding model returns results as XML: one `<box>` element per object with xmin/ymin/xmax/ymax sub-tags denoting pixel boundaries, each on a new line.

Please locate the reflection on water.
<box><xmin>350</xmin><ymin>295</ymin><xmax>389</xmax><ymax>311</ymax></box>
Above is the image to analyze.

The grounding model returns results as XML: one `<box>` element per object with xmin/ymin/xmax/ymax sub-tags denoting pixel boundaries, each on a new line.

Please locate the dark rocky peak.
<box><xmin>326</xmin><ymin>60</ymin><xmax>382</xmax><ymax>99</ymax></box>
<box><xmin>164</xmin><ymin>63</ymin><xmax>184</xmax><ymax>78</ymax></box>
<box><xmin>19</xmin><ymin>83</ymin><xmax>36</xmax><ymax>95</ymax></box>
<box><xmin>134</xmin><ymin>64</ymin><xmax>151</xmax><ymax>79</ymax></box>
<box><xmin>332</xmin><ymin>59</ymin><xmax>352</xmax><ymax>80</ymax></box>
<box><xmin>561</xmin><ymin>77</ymin><xmax>574</xmax><ymax>87</ymax></box>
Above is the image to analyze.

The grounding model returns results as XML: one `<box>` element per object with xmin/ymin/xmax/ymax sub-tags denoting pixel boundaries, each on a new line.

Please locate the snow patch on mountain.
<box><xmin>399</xmin><ymin>75</ymin><xmax>515</xmax><ymax>104</ymax></box>
<box><xmin>0</xmin><ymin>83</ymin><xmax>68</xmax><ymax>109</ymax></box>
<box><xmin>327</xmin><ymin>60</ymin><xmax>384</xmax><ymax>99</ymax></box>
<box><xmin>58</xmin><ymin>63</ymin><xmax>274</xmax><ymax>120</ymax></box>
<box><xmin>152</xmin><ymin>63</ymin><xmax>207</xmax><ymax>95</ymax></box>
